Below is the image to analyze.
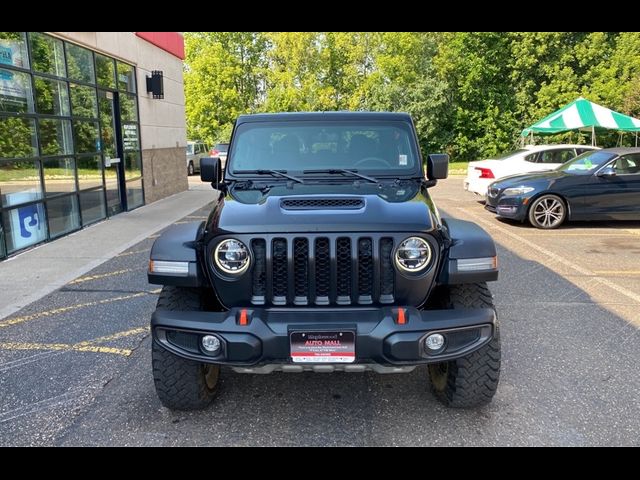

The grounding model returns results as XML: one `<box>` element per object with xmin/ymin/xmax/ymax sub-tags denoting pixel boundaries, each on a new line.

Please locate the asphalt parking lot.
<box><xmin>0</xmin><ymin>177</ymin><xmax>639</xmax><ymax>446</ymax></box>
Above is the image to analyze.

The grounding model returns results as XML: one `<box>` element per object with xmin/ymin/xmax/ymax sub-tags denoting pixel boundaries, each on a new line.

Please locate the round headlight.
<box><xmin>213</xmin><ymin>239</ymin><xmax>250</xmax><ymax>275</ymax></box>
<box><xmin>395</xmin><ymin>237</ymin><xmax>432</xmax><ymax>273</ymax></box>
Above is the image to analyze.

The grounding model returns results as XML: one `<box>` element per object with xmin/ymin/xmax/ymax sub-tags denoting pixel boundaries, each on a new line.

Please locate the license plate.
<box><xmin>290</xmin><ymin>331</ymin><xmax>355</xmax><ymax>363</ymax></box>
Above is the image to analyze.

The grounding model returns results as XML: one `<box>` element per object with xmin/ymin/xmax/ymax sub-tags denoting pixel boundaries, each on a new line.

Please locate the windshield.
<box><xmin>494</xmin><ymin>148</ymin><xmax>528</xmax><ymax>160</ymax></box>
<box><xmin>559</xmin><ymin>151</ymin><xmax>616</xmax><ymax>173</ymax></box>
<box><xmin>228</xmin><ymin>121</ymin><xmax>420</xmax><ymax>175</ymax></box>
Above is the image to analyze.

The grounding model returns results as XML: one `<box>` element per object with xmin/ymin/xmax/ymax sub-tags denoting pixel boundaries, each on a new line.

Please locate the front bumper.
<box><xmin>485</xmin><ymin>194</ymin><xmax>528</xmax><ymax>220</ymax></box>
<box><xmin>152</xmin><ymin>306</ymin><xmax>496</xmax><ymax>368</ymax></box>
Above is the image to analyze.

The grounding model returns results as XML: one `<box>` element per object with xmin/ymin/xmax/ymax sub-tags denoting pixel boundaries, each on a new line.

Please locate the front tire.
<box><xmin>428</xmin><ymin>283</ymin><xmax>501</xmax><ymax>408</ymax></box>
<box><xmin>152</xmin><ymin>286</ymin><xmax>219</xmax><ymax>411</ymax></box>
<box><xmin>528</xmin><ymin>194</ymin><xmax>566</xmax><ymax>229</ymax></box>
<box><xmin>187</xmin><ymin>161</ymin><xmax>195</xmax><ymax>176</ymax></box>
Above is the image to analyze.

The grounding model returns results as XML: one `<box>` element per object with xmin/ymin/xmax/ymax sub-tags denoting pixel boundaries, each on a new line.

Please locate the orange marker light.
<box><xmin>397</xmin><ymin>308</ymin><xmax>406</xmax><ymax>325</ymax></box>
<box><xmin>239</xmin><ymin>309</ymin><xmax>248</xmax><ymax>326</ymax></box>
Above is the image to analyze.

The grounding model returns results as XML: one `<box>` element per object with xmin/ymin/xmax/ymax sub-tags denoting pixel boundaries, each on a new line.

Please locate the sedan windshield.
<box><xmin>228</xmin><ymin>121</ymin><xmax>420</xmax><ymax>175</ymax></box>
<box><xmin>494</xmin><ymin>148</ymin><xmax>527</xmax><ymax>160</ymax></box>
<box><xmin>559</xmin><ymin>151</ymin><xmax>616</xmax><ymax>173</ymax></box>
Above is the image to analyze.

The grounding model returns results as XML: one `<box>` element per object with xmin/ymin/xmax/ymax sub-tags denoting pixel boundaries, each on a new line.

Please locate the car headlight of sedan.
<box><xmin>395</xmin><ymin>237</ymin><xmax>432</xmax><ymax>273</ymax></box>
<box><xmin>502</xmin><ymin>186</ymin><xmax>535</xmax><ymax>196</ymax></box>
<box><xmin>213</xmin><ymin>239</ymin><xmax>250</xmax><ymax>275</ymax></box>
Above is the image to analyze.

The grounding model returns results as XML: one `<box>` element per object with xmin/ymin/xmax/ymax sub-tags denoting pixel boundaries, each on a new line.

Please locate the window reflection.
<box><xmin>73</xmin><ymin>120</ymin><xmax>100</xmax><ymax>154</ymax></box>
<box><xmin>30</xmin><ymin>32</ymin><xmax>65</xmax><ymax>77</ymax></box>
<box><xmin>0</xmin><ymin>68</ymin><xmax>34</xmax><ymax>113</ymax></box>
<box><xmin>39</xmin><ymin>118</ymin><xmax>73</xmax><ymax>156</ymax></box>
<box><xmin>126</xmin><ymin>179</ymin><xmax>143</xmax><ymax>209</ymax></box>
<box><xmin>98</xmin><ymin>90</ymin><xmax>116</xmax><ymax>159</ymax></box>
<box><xmin>0</xmin><ymin>32</ymin><xmax>29</xmax><ymax>69</ymax></box>
<box><xmin>124</xmin><ymin>151</ymin><xmax>141</xmax><ymax>179</ymax></box>
<box><xmin>117</xmin><ymin>62</ymin><xmax>136</xmax><ymax>93</ymax></box>
<box><xmin>66</xmin><ymin>43</ymin><xmax>95</xmax><ymax>84</ymax></box>
<box><xmin>0</xmin><ymin>159</ymin><xmax>42</xmax><ymax>207</ymax></box>
<box><xmin>0</xmin><ymin>116</ymin><xmax>37</xmax><ymax>159</ymax></box>
<box><xmin>69</xmin><ymin>83</ymin><xmax>97</xmax><ymax>118</ymax></box>
<box><xmin>79</xmin><ymin>189</ymin><xmax>105</xmax><ymax>225</ymax></box>
<box><xmin>43</xmin><ymin>157</ymin><xmax>76</xmax><ymax>197</ymax></box>
<box><xmin>34</xmin><ymin>76</ymin><xmax>69</xmax><ymax>116</ymax></box>
<box><xmin>47</xmin><ymin>194</ymin><xmax>79</xmax><ymax>238</ymax></box>
<box><xmin>119</xmin><ymin>94</ymin><xmax>138</xmax><ymax>123</ymax></box>
<box><xmin>77</xmin><ymin>155</ymin><xmax>103</xmax><ymax>190</ymax></box>
<box><xmin>95</xmin><ymin>54</ymin><xmax>115</xmax><ymax>89</ymax></box>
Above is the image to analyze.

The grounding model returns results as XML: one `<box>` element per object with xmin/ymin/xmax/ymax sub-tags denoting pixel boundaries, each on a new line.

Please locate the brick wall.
<box><xmin>141</xmin><ymin>147</ymin><xmax>188</xmax><ymax>203</ymax></box>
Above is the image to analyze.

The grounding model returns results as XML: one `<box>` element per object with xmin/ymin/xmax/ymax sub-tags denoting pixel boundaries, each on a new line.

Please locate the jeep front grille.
<box><xmin>250</xmin><ymin>235</ymin><xmax>396</xmax><ymax>306</ymax></box>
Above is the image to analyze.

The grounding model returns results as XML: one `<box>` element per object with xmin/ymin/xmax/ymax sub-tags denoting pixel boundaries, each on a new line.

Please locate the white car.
<box><xmin>464</xmin><ymin>144</ymin><xmax>599</xmax><ymax>197</ymax></box>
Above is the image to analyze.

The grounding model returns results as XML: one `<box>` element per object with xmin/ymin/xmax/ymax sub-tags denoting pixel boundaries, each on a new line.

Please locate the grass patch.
<box><xmin>449</xmin><ymin>161</ymin><xmax>468</xmax><ymax>175</ymax></box>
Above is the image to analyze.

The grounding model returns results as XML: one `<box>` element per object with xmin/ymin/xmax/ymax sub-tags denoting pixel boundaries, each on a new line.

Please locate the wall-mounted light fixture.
<box><xmin>146</xmin><ymin>70</ymin><xmax>164</xmax><ymax>99</ymax></box>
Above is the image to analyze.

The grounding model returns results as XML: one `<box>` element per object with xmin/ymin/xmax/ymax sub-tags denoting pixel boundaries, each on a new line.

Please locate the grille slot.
<box><xmin>336</xmin><ymin>237</ymin><xmax>352</xmax><ymax>304</ymax></box>
<box><xmin>272</xmin><ymin>238</ymin><xmax>288</xmax><ymax>305</ymax></box>
<box><xmin>315</xmin><ymin>238</ymin><xmax>330</xmax><ymax>305</ymax></box>
<box><xmin>357</xmin><ymin>238</ymin><xmax>373</xmax><ymax>304</ymax></box>
<box><xmin>293</xmin><ymin>238</ymin><xmax>309</xmax><ymax>305</ymax></box>
<box><xmin>251</xmin><ymin>239</ymin><xmax>266</xmax><ymax>305</ymax></box>
<box><xmin>281</xmin><ymin>198</ymin><xmax>364</xmax><ymax>210</ymax></box>
<box><xmin>379</xmin><ymin>238</ymin><xmax>394</xmax><ymax>303</ymax></box>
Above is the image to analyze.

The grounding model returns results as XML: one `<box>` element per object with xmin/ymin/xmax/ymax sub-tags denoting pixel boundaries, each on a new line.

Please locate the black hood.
<box><xmin>207</xmin><ymin>181</ymin><xmax>439</xmax><ymax>234</ymax></box>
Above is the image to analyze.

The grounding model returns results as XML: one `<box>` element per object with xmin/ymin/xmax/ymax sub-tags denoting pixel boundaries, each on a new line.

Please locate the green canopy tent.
<box><xmin>521</xmin><ymin>97</ymin><xmax>640</xmax><ymax>146</ymax></box>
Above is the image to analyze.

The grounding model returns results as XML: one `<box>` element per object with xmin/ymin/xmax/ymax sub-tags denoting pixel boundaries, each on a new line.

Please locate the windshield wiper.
<box><xmin>233</xmin><ymin>169</ymin><xmax>304</xmax><ymax>184</ymax></box>
<box><xmin>303</xmin><ymin>168</ymin><xmax>379</xmax><ymax>184</ymax></box>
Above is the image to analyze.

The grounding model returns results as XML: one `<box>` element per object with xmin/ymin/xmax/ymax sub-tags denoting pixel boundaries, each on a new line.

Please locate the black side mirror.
<box><xmin>201</xmin><ymin>157</ymin><xmax>223</xmax><ymax>187</ymax></box>
<box><xmin>427</xmin><ymin>153</ymin><xmax>449</xmax><ymax>180</ymax></box>
<box><xmin>597</xmin><ymin>166</ymin><xmax>616</xmax><ymax>178</ymax></box>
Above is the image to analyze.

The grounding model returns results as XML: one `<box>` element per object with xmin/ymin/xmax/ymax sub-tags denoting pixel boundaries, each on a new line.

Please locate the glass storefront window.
<box><xmin>98</xmin><ymin>90</ymin><xmax>116</xmax><ymax>159</ymax></box>
<box><xmin>43</xmin><ymin>157</ymin><xmax>76</xmax><ymax>197</ymax></box>
<box><xmin>95</xmin><ymin>54</ymin><xmax>115</xmax><ymax>89</ymax></box>
<box><xmin>0</xmin><ymin>32</ymin><xmax>29</xmax><ymax>69</ymax></box>
<box><xmin>124</xmin><ymin>151</ymin><xmax>141</xmax><ymax>179</ymax></box>
<box><xmin>77</xmin><ymin>155</ymin><xmax>103</xmax><ymax>190</ymax></box>
<box><xmin>79</xmin><ymin>189</ymin><xmax>105</xmax><ymax>225</ymax></box>
<box><xmin>0</xmin><ymin>68</ymin><xmax>34</xmax><ymax>113</ymax></box>
<box><xmin>126</xmin><ymin>179</ymin><xmax>143</xmax><ymax>209</ymax></box>
<box><xmin>117</xmin><ymin>62</ymin><xmax>136</xmax><ymax>93</ymax></box>
<box><xmin>2</xmin><ymin>203</ymin><xmax>47</xmax><ymax>253</ymax></box>
<box><xmin>39</xmin><ymin>118</ymin><xmax>73</xmax><ymax>156</ymax></box>
<box><xmin>0</xmin><ymin>219</ymin><xmax>5</xmax><ymax>258</ymax></box>
<box><xmin>69</xmin><ymin>83</ymin><xmax>97</xmax><ymax>118</ymax></box>
<box><xmin>119</xmin><ymin>93</ymin><xmax>138</xmax><ymax>123</ymax></box>
<box><xmin>47</xmin><ymin>194</ymin><xmax>79</xmax><ymax>238</ymax></box>
<box><xmin>122</xmin><ymin>123</ymin><xmax>139</xmax><ymax>151</ymax></box>
<box><xmin>73</xmin><ymin>120</ymin><xmax>100</xmax><ymax>154</ymax></box>
<box><xmin>30</xmin><ymin>32</ymin><xmax>65</xmax><ymax>77</ymax></box>
<box><xmin>66</xmin><ymin>43</ymin><xmax>95</xmax><ymax>85</ymax></box>
<box><xmin>0</xmin><ymin>116</ymin><xmax>37</xmax><ymax>159</ymax></box>
<box><xmin>34</xmin><ymin>76</ymin><xmax>69</xmax><ymax>116</ymax></box>
<box><xmin>0</xmin><ymin>159</ymin><xmax>42</xmax><ymax>207</ymax></box>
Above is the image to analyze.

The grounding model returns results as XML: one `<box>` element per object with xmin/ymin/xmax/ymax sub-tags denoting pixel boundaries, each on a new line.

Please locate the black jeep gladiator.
<box><xmin>148</xmin><ymin>112</ymin><xmax>500</xmax><ymax>410</ymax></box>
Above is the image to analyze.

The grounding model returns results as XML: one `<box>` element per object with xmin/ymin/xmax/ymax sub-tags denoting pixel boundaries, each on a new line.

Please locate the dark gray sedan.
<box><xmin>485</xmin><ymin>147</ymin><xmax>640</xmax><ymax>229</ymax></box>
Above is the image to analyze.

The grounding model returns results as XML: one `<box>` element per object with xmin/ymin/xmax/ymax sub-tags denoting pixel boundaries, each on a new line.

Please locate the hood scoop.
<box><xmin>280</xmin><ymin>197</ymin><xmax>365</xmax><ymax>210</ymax></box>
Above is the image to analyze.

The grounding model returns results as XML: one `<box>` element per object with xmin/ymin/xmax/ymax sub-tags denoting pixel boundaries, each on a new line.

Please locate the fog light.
<box><xmin>425</xmin><ymin>333</ymin><xmax>445</xmax><ymax>352</ymax></box>
<box><xmin>201</xmin><ymin>335</ymin><xmax>221</xmax><ymax>354</ymax></box>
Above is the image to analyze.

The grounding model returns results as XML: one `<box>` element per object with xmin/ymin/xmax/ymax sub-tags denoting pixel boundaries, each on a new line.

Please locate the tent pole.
<box><xmin>636</xmin><ymin>132</ymin><xmax>638</xmax><ymax>147</ymax></box>
<box><xmin>592</xmin><ymin>125</ymin><xmax>596</xmax><ymax>146</ymax></box>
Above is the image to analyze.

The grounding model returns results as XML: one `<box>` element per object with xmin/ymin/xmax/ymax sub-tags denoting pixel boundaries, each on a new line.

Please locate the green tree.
<box><xmin>184</xmin><ymin>32</ymin><xmax>267</xmax><ymax>144</ymax></box>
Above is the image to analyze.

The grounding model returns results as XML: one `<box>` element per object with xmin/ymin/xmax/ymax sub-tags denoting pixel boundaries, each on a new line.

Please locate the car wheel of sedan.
<box><xmin>187</xmin><ymin>161</ymin><xmax>195</xmax><ymax>176</ymax></box>
<box><xmin>528</xmin><ymin>194</ymin><xmax>566</xmax><ymax>229</ymax></box>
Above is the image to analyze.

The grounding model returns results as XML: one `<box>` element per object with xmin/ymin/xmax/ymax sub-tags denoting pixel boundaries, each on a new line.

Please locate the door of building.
<box><xmin>98</xmin><ymin>90</ymin><xmax>126</xmax><ymax>216</ymax></box>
